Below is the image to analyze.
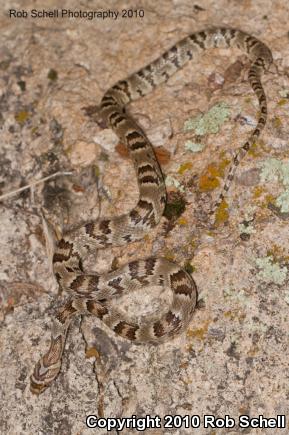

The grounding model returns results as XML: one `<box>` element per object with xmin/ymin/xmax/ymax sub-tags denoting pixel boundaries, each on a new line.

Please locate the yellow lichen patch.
<box><xmin>277</xmin><ymin>99</ymin><xmax>288</xmax><ymax>106</ymax></box>
<box><xmin>219</xmin><ymin>150</ymin><xmax>227</xmax><ymax>160</ymax></box>
<box><xmin>178</xmin><ymin>217</ymin><xmax>188</xmax><ymax>225</ymax></box>
<box><xmin>199</xmin><ymin>159</ymin><xmax>230</xmax><ymax>192</ymax></box>
<box><xmin>260</xmin><ymin>193</ymin><xmax>275</xmax><ymax>209</ymax></box>
<box><xmin>31</xmin><ymin>126</ymin><xmax>38</xmax><ymax>135</ymax></box>
<box><xmin>224</xmin><ymin>310</ymin><xmax>246</xmax><ymax>322</ymax></box>
<box><xmin>85</xmin><ymin>347</ymin><xmax>100</xmax><ymax>359</ymax></box>
<box><xmin>266</xmin><ymin>244</ymin><xmax>282</xmax><ymax>261</ymax></box>
<box><xmin>143</xmin><ymin>234</ymin><xmax>150</xmax><ymax>242</ymax></box>
<box><xmin>178</xmin><ymin>162</ymin><xmax>193</xmax><ymax>175</ymax></box>
<box><xmin>273</xmin><ymin>117</ymin><xmax>282</xmax><ymax>128</ymax></box>
<box><xmin>199</xmin><ymin>163</ymin><xmax>221</xmax><ymax>191</ymax></box>
<box><xmin>181</xmin><ymin>377</ymin><xmax>193</xmax><ymax>385</ymax></box>
<box><xmin>224</xmin><ymin>310</ymin><xmax>236</xmax><ymax>319</ymax></box>
<box><xmin>218</xmin><ymin>157</ymin><xmax>231</xmax><ymax>176</ymax></box>
<box><xmin>164</xmin><ymin>251</ymin><xmax>175</xmax><ymax>262</ymax></box>
<box><xmin>190</xmin><ymin>239</ymin><xmax>195</xmax><ymax>248</ymax></box>
<box><xmin>111</xmin><ymin>257</ymin><xmax>119</xmax><ymax>270</ymax></box>
<box><xmin>15</xmin><ymin>110</ymin><xmax>29</xmax><ymax>124</ymax></box>
<box><xmin>247</xmin><ymin>346</ymin><xmax>260</xmax><ymax>356</ymax></box>
<box><xmin>266</xmin><ymin>244</ymin><xmax>289</xmax><ymax>263</ymax></box>
<box><xmin>253</xmin><ymin>185</ymin><xmax>265</xmax><ymax>199</ymax></box>
<box><xmin>187</xmin><ymin>319</ymin><xmax>210</xmax><ymax>341</ymax></box>
<box><xmin>94</xmin><ymin>165</ymin><xmax>100</xmax><ymax>177</ymax></box>
<box><xmin>206</xmin><ymin>229</ymin><xmax>216</xmax><ymax>237</ymax></box>
<box><xmin>214</xmin><ymin>199</ymin><xmax>229</xmax><ymax>225</ymax></box>
<box><xmin>247</xmin><ymin>142</ymin><xmax>261</xmax><ymax>158</ymax></box>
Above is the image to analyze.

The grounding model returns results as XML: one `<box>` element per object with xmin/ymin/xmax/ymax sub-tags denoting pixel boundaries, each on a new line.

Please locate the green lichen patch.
<box><xmin>238</xmin><ymin>207</ymin><xmax>257</xmax><ymax>236</ymax></box>
<box><xmin>284</xmin><ymin>291</ymin><xmax>289</xmax><ymax>305</ymax></box>
<box><xmin>165</xmin><ymin>175</ymin><xmax>185</xmax><ymax>193</ymax></box>
<box><xmin>223</xmin><ymin>287</ymin><xmax>252</xmax><ymax>307</ymax></box>
<box><xmin>238</xmin><ymin>222</ymin><xmax>256</xmax><ymax>235</ymax></box>
<box><xmin>184</xmin><ymin>141</ymin><xmax>205</xmax><ymax>152</ymax></box>
<box><xmin>255</xmin><ymin>256</ymin><xmax>287</xmax><ymax>285</ymax></box>
<box><xmin>260</xmin><ymin>158</ymin><xmax>289</xmax><ymax>213</ymax></box>
<box><xmin>278</xmin><ymin>89</ymin><xmax>289</xmax><ymax>98</ymax></box>
<box><xmin>183</xmin><ymin>102</ymin><xmax>230</xmax><ymax>136</ymax></box>
<box><xmin>275</xmin><ymin>191</ymin><xmax>289</xmax><ymax>213</ymax></box>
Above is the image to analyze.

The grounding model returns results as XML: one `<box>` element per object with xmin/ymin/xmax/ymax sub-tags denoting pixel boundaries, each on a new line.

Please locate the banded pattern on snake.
<box><xmin>30</xmin><ymin>27</ymin><xmax>272</xmax><ymax>394</ymax></box>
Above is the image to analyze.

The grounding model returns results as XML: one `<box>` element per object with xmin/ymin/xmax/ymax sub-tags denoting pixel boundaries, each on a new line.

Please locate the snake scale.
<box><xmin>30</xmin><ymin>27</ymin><xmax>272</xmax><ymax>394</ymax></box>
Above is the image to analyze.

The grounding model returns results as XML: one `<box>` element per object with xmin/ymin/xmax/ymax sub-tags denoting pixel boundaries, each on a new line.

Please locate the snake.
<box><xmin>30</xmin><ymin>27</ymin><xmax>272</xmax><ymax>394</ymax></box>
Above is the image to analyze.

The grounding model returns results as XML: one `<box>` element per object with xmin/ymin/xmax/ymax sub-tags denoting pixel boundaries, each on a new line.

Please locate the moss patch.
<box><xmin>164</xmin><ymin>192</ymin><xmax>186</xmax><ymax>221</ymax></box>
<box><xmin>47</xmin><ymin>68</ymin><xmax>58</xmax><ymax>81</ymax></box>
<box><xmin>184</xmin><ymin>262</ymin><xmax>196</xmax><ymax>274</ymax></box>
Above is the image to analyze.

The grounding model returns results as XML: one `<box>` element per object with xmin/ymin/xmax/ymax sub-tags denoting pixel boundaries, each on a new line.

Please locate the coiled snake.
<box><xmin>30</xmin><ymin>27</ymin><xmax>272</xmax><ymax>394</ymax></box>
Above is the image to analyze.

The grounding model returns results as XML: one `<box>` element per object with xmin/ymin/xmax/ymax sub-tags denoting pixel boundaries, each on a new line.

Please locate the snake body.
<box><xmin>30</xmin><ymin>28</ymin><xmax>272</xmax><ymax>394</ymax></box>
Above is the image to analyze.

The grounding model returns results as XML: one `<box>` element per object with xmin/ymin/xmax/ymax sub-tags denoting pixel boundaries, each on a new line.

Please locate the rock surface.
<box><xmin>1</xmin><ymin>1</ymin><xmax>289</xmax><ymax>434</ymax></box>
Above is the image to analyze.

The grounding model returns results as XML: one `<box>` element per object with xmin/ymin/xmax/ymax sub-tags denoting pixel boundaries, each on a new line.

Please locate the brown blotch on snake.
<box><xmin>30</xmin><ymin>27</ymin><xmax>272</xmax><ymax>394</ymax></box>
